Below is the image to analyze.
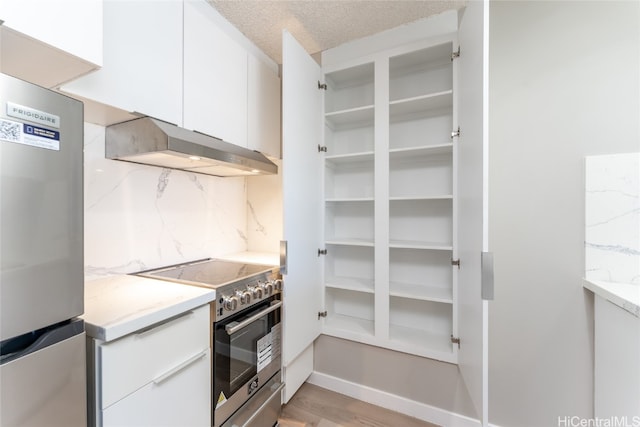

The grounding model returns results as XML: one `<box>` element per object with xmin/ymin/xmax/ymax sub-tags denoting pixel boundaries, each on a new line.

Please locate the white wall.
<box><xmin>489</xmin><ymin>1</ymin><xmax>639</xmax><ymax>426</ymax></box>
<box><xmin>83</xmin><ymin>123</ymin><xmax>249</xmax><ymax>278</ymax></box>
<box><xmin>247</xmin><ymin>158</ymin><xmax>283</xmax><ymax>253</ymax></box>
<box><xmin>313</xmin><ymin>335</ymin><xmax>477</xmax><ymax>418</ymax></box>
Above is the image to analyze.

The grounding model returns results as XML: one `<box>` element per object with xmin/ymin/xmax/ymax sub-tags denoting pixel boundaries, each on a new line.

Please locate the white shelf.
<box><xmin>326</xmin><ymin>62</ymin><xmax>375</xmax><ymax>87</ymax></box>
<box><xmin>326</xmin><ymin>238</ymin><xmax>375</xmax><ymax>247</ymax></box>
<box><xmin>389</xmin><ymin>195</ymin><xmax>453</xmax><ymax>201</ymax></box>
<box><xmin>389</xmin><ymin>143</ymin><xmax>453</xmax><ymax>158</ymax></box>
<box><xmin>390</xmin><ymin>90</ymin><xmax>453</xmax><ymax>119</ymax></box>
<box><xmin>325</xmin><ymin>105</ymin><xmax>375</xmax><ymax>128</ymax></box>
<box><xmin>389</xmin><ymin>43</ymin><xmax>452</xmax><ymax>76</ymax></box>
<box><xmin>388</xmin><ymin>324</ymin><xmax>454</xmax><ymax>359</ymax></box>
<box><xmin>389</xmin><ymin>240</ymin><xmax>452</xmax><ymax>250</ymax></box>
<box><xmin>325</xmin><ymin>151</ymin><xmax>375</xmax><ymax>164</ymax></box>
<box><xmin>326</xmin><ymin>197</ymin><xmax>375</xmax><ymax>202</ymax></box>
<box><xmin>326</xmin><ymin>276</ymin><xmax>374</xmax><ymax>294</ymax></box>
<box><xmin>323</xmin><ymin>313</ymin><xmax>375</xmax><ymax>338</ymax></box>
<box><xmin>389</xmin><ymin>150</ymin><xmax>452</xmax><ymax>199</ymax></box>
<box><xmin>389</xmin><ymin>281</ymin><xmax>452</xmax><ymax>304</ymax></box>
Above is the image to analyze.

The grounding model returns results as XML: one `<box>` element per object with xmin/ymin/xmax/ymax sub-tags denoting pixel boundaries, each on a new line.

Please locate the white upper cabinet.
<box><xmin>60</xmin><ymin>0</ymin><xmax>183</xmax><ymax>126</ymax></box>
<box><xmin>58</xmin><ymin>0</ymin><xmax>281</xmax><ymax>155</ymax></box>
<box><xmin>184</xmin><ymin>0</ymin><xmax>281</xmax><ymax>156</ymax></box>
<box><xmin>0</xmin><ymin>0</ymin><xmax>102</xmax><ymax>88</ymax></box>
<box><xmin>183</xmin><ymin>0</ymin><xmax>248</xmax><ymax>146</ymax></box>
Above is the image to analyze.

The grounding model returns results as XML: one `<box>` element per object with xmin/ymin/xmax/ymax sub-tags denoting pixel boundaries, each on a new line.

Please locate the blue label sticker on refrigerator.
<box><xmin>0</xmin><ymin>119</ymin><xmax>60</xmax><ymax>151</ymax></box>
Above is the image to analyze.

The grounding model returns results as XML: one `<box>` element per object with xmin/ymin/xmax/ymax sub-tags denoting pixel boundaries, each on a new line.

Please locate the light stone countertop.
<box><xmin>583</xmin><ymin>279</ymin><xmax>640</xmax><ymax>318</ymax></box>
<box><xmin>82</xmin><ymin>252</ymin><xmax>279</xmax><ymax>342</ymax></box>
<box><xmin>83</xmin><ymin>274</ymin><xmax>216</xmax><ymax>342</ymax></box>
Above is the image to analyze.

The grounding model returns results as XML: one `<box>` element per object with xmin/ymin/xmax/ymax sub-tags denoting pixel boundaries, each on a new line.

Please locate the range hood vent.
<box><xmin>105</xmin><ymin>117</ymin><xmax>277</xmax><ymax>177</ymax></box>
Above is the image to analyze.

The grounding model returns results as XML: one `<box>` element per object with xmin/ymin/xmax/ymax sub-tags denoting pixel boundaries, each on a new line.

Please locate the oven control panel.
<box><xmin>213</xmin><ymin>272</ymin><xmax>282</xmax><ymax>321</ymax></box>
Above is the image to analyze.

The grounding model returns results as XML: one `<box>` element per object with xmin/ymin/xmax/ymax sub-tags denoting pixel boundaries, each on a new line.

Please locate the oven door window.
<box><xmin>215</xmin><ymin>301</ymin><xmax>277</xmax><ymax>399</ymax></box>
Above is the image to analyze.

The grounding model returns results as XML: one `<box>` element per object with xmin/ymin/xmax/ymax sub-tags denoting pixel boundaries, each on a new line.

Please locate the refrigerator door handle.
<box><xmin>280</xmin><ymin>240</ymin><xmax>288</xmax><ymax>275</ymax></box>
<box><xmin>0</xmin><ymin>319</ymin><xmax>84</xmax><ymax>365</ymax></box>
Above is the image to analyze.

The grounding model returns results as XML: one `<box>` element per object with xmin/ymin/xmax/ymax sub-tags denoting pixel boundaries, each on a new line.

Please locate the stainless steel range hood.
<box><xmin>105</xmin><ymin>117</ymin><xmax>277</xmax><ymax>177</ymax></box>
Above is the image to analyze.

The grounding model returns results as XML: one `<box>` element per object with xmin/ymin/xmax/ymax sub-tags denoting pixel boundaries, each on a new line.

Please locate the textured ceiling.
<box><xmin>208</xmin><ymin>1</ymin><xmax>466</xmax><ymax>64</ymax></box>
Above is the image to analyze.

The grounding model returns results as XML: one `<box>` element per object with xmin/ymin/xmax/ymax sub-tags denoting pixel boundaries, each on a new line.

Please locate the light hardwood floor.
<box><xmin>278</xmin><ymin>383</ymin><xmax>440</xmax><ymax>427</ymax></box>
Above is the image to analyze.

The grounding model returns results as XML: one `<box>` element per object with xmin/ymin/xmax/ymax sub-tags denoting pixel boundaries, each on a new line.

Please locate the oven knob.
<box><xmin>256</xmin><ymin>281</ymin><xmax>269</xmax><ymax>296</ymax></box>
<box><xmin>248</xmin><ymin>286</ymin><xmax>263</xmax><ymax>299</ymax></box>
<box><xmin>223</xmin><ymin>295</ymin><xmax>238</xmax><ymax>311</ymax></box>
<box><xmin>236</xmin><ymin>290</ymin><xmax>251</xmax><ymax>305</ymax></box>
<box><xmin>271</xmin><ymin>279</ymin><xmax>283</xmax><ymax>291</ymax></box>
<box><xmin>262</xmin><ymin>281</ymin><xmax>273</xmax><ymax>296</ymax></box>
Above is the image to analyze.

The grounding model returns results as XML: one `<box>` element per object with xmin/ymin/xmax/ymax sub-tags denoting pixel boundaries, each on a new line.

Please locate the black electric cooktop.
<box><xmin>137</xmin><ymin>258</ymin><xmax>277</xmax><ymax>289</ymax></box>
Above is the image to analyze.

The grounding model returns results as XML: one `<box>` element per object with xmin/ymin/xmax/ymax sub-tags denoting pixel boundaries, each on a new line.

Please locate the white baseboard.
<box><xmin>307</xmin><ymin>371</ymin><xmax>492</xmax><ymax>427</ymax></box>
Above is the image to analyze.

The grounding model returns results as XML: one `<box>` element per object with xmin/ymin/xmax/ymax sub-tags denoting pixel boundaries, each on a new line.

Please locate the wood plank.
<box><xmin>280</xmin><ymin>383</ymin><xmax>439</xmax><ymax>427</ymax></box>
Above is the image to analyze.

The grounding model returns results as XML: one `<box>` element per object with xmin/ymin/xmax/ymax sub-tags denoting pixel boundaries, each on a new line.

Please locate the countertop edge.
<box><xmin>84</xmin><ymin>287</ymin><xmax>216</xmax><ymax>342</ymax></box>
<box><xmin>583</xmin><ymin>278</ymin><xmax>640</xmax><ymax>318</ymax></box>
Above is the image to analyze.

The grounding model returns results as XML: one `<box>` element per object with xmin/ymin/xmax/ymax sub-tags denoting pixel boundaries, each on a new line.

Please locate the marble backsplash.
<box><xmin>84</xmin><ymin>122</ymin><xmax>282</xmax><ymax>280</ymax></box>
<box><xmin>585</xmin><ymin>152</ymin><xmax>640</xmax><ymax>284</ymax></box>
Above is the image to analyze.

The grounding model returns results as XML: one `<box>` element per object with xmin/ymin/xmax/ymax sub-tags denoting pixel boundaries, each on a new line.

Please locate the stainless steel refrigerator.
<box><xmin>0</xmin><ymin>73</ymin><xmax>86</xmax><ymax>426</ymax></box>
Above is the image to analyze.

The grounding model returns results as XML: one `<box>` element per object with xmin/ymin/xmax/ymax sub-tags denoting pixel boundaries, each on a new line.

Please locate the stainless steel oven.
<box><xmin>137</xmin><ymin>258</ymin><xmax>283</xmax><ymax>427</ymax></box>
<box><xmin>214</xmin><ymin>295</ymin><xmax>282</xmax><ymax>427</ymax></box>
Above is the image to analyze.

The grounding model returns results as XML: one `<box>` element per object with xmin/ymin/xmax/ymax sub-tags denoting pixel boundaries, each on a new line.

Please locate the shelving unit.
<box><xmin>322</xmin><ymin>62</ymin><xmax>377</xmax><ymax>346</ymax></box>
<box><xmin>319</xmin><ymin>39</ymin><xmax>457</xmax><ymax>362</ymax></box>
<box><xmin>282</xmin><ymin>5</ymin><xmax>487</xmax><ymax>409</ymax></box>
<box><xmin>386</xmin><ymin>42</ymin><xmax>456</xmax><ymax>360</ymax></box>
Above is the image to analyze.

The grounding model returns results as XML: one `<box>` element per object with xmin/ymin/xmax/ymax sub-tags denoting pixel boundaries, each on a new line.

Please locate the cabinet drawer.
<box><xmin>99</xmin><ymin>305</ymin><xmax>209</xmax><ymax>409</ymax></box>
<box><xmin>102</xmin><ymin>348</ymin><xmax>211</xmax><ymax>427</ymax></box>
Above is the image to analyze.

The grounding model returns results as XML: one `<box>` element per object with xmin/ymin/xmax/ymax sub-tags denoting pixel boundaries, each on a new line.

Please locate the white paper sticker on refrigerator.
<box><xmin>0</xmin><ymin>118</ymin><xmax>60</xmax><ymax>151</ymax></box>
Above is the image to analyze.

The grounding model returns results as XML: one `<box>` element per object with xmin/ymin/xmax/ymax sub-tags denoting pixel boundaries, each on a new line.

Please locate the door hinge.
<box><xmin>318</xmin><ymin>144</ymin><xmax>327</xmax><ymax>153</ymax></box>
<box><xmin>451</xmin><ymin>335</ymin><xmax>461</xmax><ymax>349</ymax></box>
<box><xmin>318</xmin><ymin>81</ymin><xmax>327</xmax><ymax>90</ymax></box>
<box><xmin>451</xmin><ymin>259</ymin><xmax>460</xmax><ymax>269</ymax></box>
<box><xmin>451</xmin><ymin>46</ymin><xmax>460</xmax><ymax>61</ymax></box>
<box><xmin>318</xmin><ymin>249</ymin><xmax>327</xmax><ymax>256</ymax></box>
<box><xmin>451</xmin><ymin>127</ymin><xmax>461</xmax><ymax>139</ymax></box>
<box><xmin>318</xmin><ymin>311</ymin><xmax>328</xmax><ymax>319</ymax></box>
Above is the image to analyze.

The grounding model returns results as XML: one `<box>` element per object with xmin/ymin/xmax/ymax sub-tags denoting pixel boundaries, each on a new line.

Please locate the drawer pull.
<box><xmin>153</xmin><ymin>349</ymin><xmax>208</xmax><ymax>385</ymax></box>
<box><xmin>135</xmin><ymin>311</ymin><xmax>195</xmax><ymax>339</ymax></box>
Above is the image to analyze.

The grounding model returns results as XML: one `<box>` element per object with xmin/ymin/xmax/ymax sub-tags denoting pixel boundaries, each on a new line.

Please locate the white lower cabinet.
<box><xmin>102</xmin><ymin>351</ymin><xmax>210</xmax><ymax>427</ymax></box>
<box><xmin>88</xmin><ymin>305</ymin><xmax>211</xmax><ymax>427</ymax></box>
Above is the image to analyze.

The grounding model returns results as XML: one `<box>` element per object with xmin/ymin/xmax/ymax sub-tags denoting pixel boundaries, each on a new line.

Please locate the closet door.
<box><xmin>281</xmin><ymin>31</ymin><xmax>324</xmax><ymax>402</ymax></box>
<box><xmin>457</xmin><ymin>1</ymin><xmax>489</xmax><ymax>426</ymax></box>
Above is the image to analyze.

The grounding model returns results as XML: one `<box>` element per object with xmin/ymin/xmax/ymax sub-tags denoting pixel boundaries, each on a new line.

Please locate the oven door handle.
<box><xmin>225</xmin><ymin>301</ymin><xmax>282</xmax><ymax>335</ymax></box>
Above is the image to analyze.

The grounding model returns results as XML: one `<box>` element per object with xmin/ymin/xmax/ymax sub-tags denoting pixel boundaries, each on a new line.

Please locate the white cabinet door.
<box><xmin>96</xmin><ymin>305</ymin><xmax>211</xmax><ymax>427</ymax></box>
<box><xmin>102</xmin><ymin>349</ymin><xmax>211</xmax><ymax>427</ymax></box>
<box><xmin>0</xmin><ymin>0</ymin><xmax>102</xmax><ymax>88</ymax></box>
<box><xmin>0</xmin><ymin>0</ymin><xmax>102</xmax><ymax>66</ymax></box>
<box><xmin>99</xmin><ymin>306</ymin><xmax>209</xmax><ymax>408</ymax></box>
<box><xmin>60</xmin><ymin>0</ymin><xmax>183</xmax><ymax>126</ymax></box>
<box><xmin>183</xmin><ymin>0</ymin><xmax>248</xmax><ymax>147</ymax></box>
<box><xmin>281</xmin><ymin>30</ymin><xmax>324</xmax><ymax>401</ymax></box>
<box><xmin>456</xmin><ymin>1</ymin><xmax>489</xmax><ymax>426</ymax></box>
<box><xmin>248</xmin><ymin>54</ymin><xmax>281</xmax><ymax>158</ymax></box>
